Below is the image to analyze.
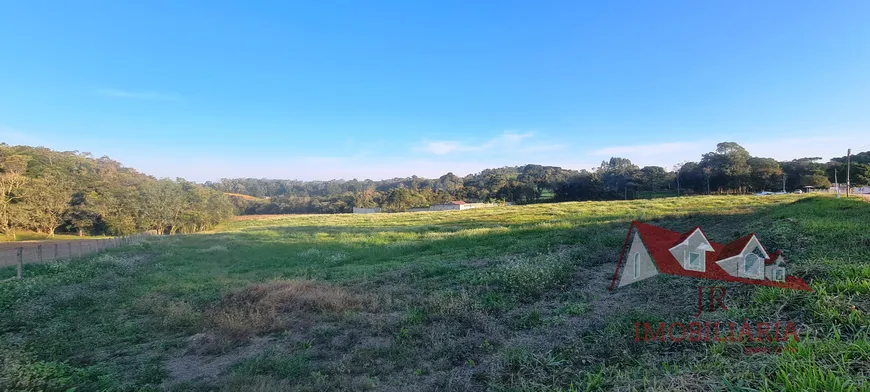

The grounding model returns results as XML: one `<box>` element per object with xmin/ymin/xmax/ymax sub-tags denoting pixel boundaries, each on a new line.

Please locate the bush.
<box><xmin>484</xmin><ymin>252</ymin><xmax>573</xmax><ymax>299</ymax></box>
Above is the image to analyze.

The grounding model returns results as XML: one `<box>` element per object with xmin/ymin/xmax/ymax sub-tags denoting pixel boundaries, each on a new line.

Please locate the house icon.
<box><xmin>609</xmin><ymin>221</ymin><xmax>812</xmax><ymax>291</ymax></box>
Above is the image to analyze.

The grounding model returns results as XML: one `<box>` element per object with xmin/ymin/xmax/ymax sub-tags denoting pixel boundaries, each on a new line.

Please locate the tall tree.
<box><xmin>701</xmin><ymin>142</ymin><xmax>751</xmax><ymax>193</ymax></box>
<box><xmin>638</xmin><ymin>166</ymin><xmax>668</xmax><ymax>194</ymax></box>
<box><xmin>597</xmin><ymin>157</ymin><xmax>639</xmax><ymax>197</ymax></box>
<box><xmin>748</xmin><ymin>157</ymin><xmax>783</xmax><ymax>191</ymax></box>
<box><xmin>18</xmin><ymin>176</ymin><xmax>74</xmax><ymax>236</ymax></box>
<box><xmin>0</xmin><ymin>154</ymin><xmax>31</xmax><ymax>238</ymax></box>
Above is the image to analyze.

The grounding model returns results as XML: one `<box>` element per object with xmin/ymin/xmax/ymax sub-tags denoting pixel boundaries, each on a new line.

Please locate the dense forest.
<box><xmin>0</xmin><ymin>144</ymin><xmax>233</xmax><ymax>238</ymax></box>
<box><xmin>209</xmin><ymin>142</ymin><xmax>870</xmax><ymax>214</ymax></box>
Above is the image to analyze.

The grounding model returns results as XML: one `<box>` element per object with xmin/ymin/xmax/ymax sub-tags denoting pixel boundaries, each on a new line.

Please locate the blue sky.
<box><xmin>1</xmin><ymin>1</ymin><xmax>868</xmax><ymax>181</ymax></box>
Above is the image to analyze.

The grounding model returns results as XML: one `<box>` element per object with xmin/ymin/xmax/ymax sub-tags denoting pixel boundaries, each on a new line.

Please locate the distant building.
<box><xmin>828</xmin><ymin>185</ymin><xmax>870</xmax><ymax>194</ymax></box>
<box><xmin>429</xmin><ymin>201</ymin><xmax>469</xmax><ymax>211</ymax></box>
<box><xmin>463</xmin><ymin>202</ymin><xmax>498</xmax><ymax>209</ymax></box>
<box><xmin>394</xmin><ymin>201</ymin><xmax>501</xmax><ymax>213</ymax></box>
<box><xmin>352</xmin><ymin>207</ymin><xmax>381</xmax><ymax>214</ymax></box>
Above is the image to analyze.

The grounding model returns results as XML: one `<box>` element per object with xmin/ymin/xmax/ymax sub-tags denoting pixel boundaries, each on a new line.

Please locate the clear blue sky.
<box><xmin>1</xmin><ymin>1</ymin><xmax>868</xmax><ymax>181</ymax></box>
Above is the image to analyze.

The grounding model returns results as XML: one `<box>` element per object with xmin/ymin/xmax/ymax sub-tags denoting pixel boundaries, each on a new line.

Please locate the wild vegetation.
<box><xmin>211</xmin><ymin>142</ymin><xmax>870</xmax><ymax>214</ymax></box>
<box><xmin>1</xmin><ymin>194</ymin><xmax>867</xmax><ymax>391</ymax></box>
<box><xmin>0</xmin><ymin>144</ymin><xmax>234</xmax><ymax>239</ymax></box>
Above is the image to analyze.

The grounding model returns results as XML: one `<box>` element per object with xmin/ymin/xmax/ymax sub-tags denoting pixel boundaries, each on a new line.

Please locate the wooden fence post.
<box><xmin>16</xmin><ymin>247</ymin><xmax>23</xmax><ymax>280</ymax></box>
<box><xmin>37</xmin><ymin>245</ymin><xmax>43</xmax><ymax>263</ymax></box>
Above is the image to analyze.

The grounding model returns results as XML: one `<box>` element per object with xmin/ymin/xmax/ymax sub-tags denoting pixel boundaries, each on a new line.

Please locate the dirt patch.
<box><xmin>210</xmin><ymin>279</ymin><xmax>377</xmax><ymax>339</ymax></box>
<box><xmin>162</xmin><ymin>280</ymin><xmax>397</xmax><ymax>388</ymax></box>
<box><xmin>164</xmin><ymin>335</ymin><xmax>276</xmax><ymax>386</ymax></box>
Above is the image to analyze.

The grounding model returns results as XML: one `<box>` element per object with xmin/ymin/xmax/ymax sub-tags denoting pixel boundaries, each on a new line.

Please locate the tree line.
<box><xmin>0</xmin><ymin>144</ymin><xmax>234</xmax><ymax>238</ymax></box>
<box><xmin>211</xmin><ymin>142</ymin><xmax>869</xmax><ymax>214</ymax></box>
<box><xmin>4</xmin><ymin>142</ymin><xmax>861</xmax><ymax>226</ymax></box>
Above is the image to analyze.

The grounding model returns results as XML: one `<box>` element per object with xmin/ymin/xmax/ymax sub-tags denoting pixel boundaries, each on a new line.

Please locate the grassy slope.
<box><xmin>0</xmin><ymin>195</ymin><xmax>868</xmax><ymax>391</ymax></box>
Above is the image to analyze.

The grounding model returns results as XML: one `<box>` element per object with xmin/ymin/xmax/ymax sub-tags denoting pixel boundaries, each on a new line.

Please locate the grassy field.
<box><xmin>1</xmin><ymin>195</ymin><xmax>868</xmax><ymax>391</ymax></box>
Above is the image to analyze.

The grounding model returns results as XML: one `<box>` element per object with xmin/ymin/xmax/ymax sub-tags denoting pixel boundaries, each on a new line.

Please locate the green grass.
<box><xmin>1</xmin><ymin>195</ymin><xmax>869</xmax><ymax>391</ymax></box>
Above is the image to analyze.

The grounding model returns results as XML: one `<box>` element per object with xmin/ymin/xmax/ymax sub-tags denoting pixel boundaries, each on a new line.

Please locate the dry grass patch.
<box><xmin>211</xmin><ymin>279</ymin><xmax>374</xmax><ymax>339</ymax></box>
<box><xmin>133</xmin><ymin>293</ymin><xmax>202</xmax><ymax>331</ymax></box>
<box><xmin>219</xmin><ymin>375</ymin><xmax>295</xmax><ymax>392</ymax></box>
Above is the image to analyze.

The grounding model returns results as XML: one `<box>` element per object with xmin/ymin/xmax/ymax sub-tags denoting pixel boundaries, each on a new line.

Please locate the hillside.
<box><xmin>0</xmin><ymin>144</ymin><xmax>234</xmax><ymax>238</ymax></box>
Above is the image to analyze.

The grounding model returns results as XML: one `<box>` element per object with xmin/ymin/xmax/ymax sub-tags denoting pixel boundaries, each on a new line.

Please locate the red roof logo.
<box><xmin>609</xmin><ymin>221</ymin><xmax>811</xmax><ymax>291</ymax></box>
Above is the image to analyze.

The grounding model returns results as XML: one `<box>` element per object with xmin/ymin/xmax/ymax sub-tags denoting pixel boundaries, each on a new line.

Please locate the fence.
<box><xmin>0</xmin><ymin>233</ymin><xmax>150</xmax><ymax>281</ymax></box>
<box><xmin>352</xmin><ymin>207</ymin><xmax>382</xmax><ymax>214</ymax></box>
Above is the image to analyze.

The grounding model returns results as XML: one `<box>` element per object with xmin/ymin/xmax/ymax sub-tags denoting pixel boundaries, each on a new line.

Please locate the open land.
<box><xmin>1</xmin><ymin>195</ymin><xmax>868</xmax><ymax>391</ymax></box>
